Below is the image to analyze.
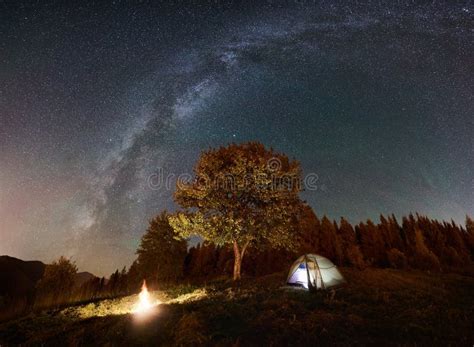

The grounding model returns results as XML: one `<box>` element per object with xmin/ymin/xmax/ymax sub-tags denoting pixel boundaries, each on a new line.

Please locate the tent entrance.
<box><xmin>287</xmin><ymin>259</ymin><xmax>321</xmax><ymax>289</ymax></box>
<box><xmin>286</xmin><ymin>254</ymin><xmax>345</xmax><ymax>290</ymax></box>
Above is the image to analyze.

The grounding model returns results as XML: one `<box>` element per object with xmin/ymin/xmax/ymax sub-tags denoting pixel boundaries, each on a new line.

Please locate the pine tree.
<box><xmin>357</xmin><ymin>220</ymin><xmax>386</xmax><ymax>266</ymax></box>
<box><xmin>465</xmin><ymin>216</ymin><xmax>474</xmax><ymax>257</ymax></box>
<box><xmin>136</xmin><ymin>211</ymin><xmax>187</xmax><ymax>284</ymax></box>
<box><xmin>318</xmin><ymin>216</ymin><xmax>343</xmax><ymax>265</ymax></box>
<box><xmin>108</xmin><ymin>269</ymin><xmax>120</xmax><ymax>295</ymax></box>
<box><xmin>413</xmin><ymin>228</ymin><xmax>441</xmax><ymax>271</ymax></box>
<box><xmin>296</xmin><ymin>205</ymin><xmax>320</xmax><ymax>254</ymax></box>
<box><xmin>338</xmin><ymin>217</ymin><xmax>365</xmax><ymax>268</ymax></box>
<box><xmin>126</xmin><ymin>261</ymin><xmax>142</xmax><ymax>293</ymax></box>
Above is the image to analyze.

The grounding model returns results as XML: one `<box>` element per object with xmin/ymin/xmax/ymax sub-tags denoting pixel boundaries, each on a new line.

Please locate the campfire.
<box><xmin>133</xmin><ymin>280</ymin><xmax>158</xmax><ymax>314</ymax></box>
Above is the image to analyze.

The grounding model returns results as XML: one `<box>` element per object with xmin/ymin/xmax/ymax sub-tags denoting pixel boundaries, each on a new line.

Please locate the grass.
<box><xmin>0</xmin><ymin>268</ymin><xmax>473</xmax><ymax>346</ymax></box>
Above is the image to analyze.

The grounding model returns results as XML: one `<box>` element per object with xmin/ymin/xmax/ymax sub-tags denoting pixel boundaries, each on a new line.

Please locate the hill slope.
<box><xmin>0</xmin><ymin>256</ymin><xmax>45</xmax><ymax>300</ymax></box>
<box><xmin>74</xmin><ymin>272</ymin><xmax>97</xmax><ymax>288</ymax></box>
<box><xmin>0</xmin><ymin>268</ymin><xmax>473</xmax><ymax>346</ymax></box>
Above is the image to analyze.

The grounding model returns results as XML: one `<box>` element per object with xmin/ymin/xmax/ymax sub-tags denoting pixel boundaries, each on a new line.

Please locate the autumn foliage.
<box><xmin>169</xmin><ymin>142</ymin><xmax>305</xmax><ymax>280</ymax></box>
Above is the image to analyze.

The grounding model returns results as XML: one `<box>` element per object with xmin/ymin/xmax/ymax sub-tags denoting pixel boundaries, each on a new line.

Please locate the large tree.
<box><xmin>136</xmin><ymin>211</ymin><xmax>187</xmax><ymax>284</ymax></box>
<box><xmin>169</xmin><ymin>142</ymin><xmax>304</xmax><ymax>280</ymax></box>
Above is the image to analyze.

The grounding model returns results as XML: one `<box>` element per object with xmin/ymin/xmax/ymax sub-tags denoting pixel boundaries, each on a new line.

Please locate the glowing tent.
<box><xmin>286</xmin><ymin>254</ymin><xmax>345</xmax><ymax>290</ymax></box>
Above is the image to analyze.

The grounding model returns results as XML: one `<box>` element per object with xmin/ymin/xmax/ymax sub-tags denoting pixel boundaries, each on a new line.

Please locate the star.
<box><xmin>1</xmin><ymin>1</ymin><xmax>472</xmax><ymax>275</ymax></box>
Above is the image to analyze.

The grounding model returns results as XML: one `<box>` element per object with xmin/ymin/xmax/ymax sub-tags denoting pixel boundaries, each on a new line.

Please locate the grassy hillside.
<box><xmin>0</xmin><ymin>268</ymin><xmax>473</xmax><ymax>346</ymax></box>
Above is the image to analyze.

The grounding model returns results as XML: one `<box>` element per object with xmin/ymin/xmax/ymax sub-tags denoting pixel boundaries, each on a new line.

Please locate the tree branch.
<box><xmin>241</xmin><ymin>240</ymin><xmax>251</xmax><ymax>259</ymax></box>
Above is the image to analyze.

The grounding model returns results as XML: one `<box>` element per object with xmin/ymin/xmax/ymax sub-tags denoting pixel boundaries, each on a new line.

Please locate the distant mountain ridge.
<box><xmin>0</xmin><ymin>255</ymin><xmax>45</xmax><ymax>301</ymax></box>
<box><xmin>0</xmin><ymin>256</ymin><xmax>97</xmax><ymax>302</ymax></box>
<box><xmin>74</xmin><ymin>271</ymin><xmax>96</xmax><ymax>288</ymax></box>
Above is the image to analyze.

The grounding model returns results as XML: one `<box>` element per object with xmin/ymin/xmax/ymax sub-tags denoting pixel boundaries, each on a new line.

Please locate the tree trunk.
<box><xmin>233</xmin><ymin>241</ymin><xmax>242</xmax><ymax>281</ymax></box>
<box><xmin>233</xmin><ymin>240</ymin><xmax>250</xmax><ymax>281</ymax></box>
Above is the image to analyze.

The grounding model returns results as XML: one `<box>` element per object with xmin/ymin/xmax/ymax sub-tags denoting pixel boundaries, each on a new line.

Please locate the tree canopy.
<box><xmin>169</xmin><ymin>142</ymin><xmax>305</xmax><ymax>280</ymax></box>
<box><xmin>36</xmin><ymin>256</ymin><xmax>78</xmax><ymax>306</ymax></box>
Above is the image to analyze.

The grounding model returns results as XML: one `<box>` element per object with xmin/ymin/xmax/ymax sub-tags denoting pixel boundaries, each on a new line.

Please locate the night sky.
<box><xmin>1</xmin><ymin>1</ymin><xmax>473</xmax><ymax>275</ymax></box>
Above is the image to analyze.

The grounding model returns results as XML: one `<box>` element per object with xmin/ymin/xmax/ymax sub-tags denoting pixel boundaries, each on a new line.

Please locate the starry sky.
<box><xmin>1</xmin><ymin>1</ymin><xmax>473</xmax><ymax>275</ymax></box>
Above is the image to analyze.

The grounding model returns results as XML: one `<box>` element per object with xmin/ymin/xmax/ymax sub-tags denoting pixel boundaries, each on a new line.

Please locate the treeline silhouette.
<box><xmin>32</xmin><ymin>266</ymin><xmax>132</xmax><ymax>312</ymax></box>
<box><xmin>0</xmin><ymin>260</ymin><xmax>135</xmax><ymax>322</ymax></box>
<box><xmin>76</xmin><ymin>210</ymin><xmax>474</xmax><ymax>296</ymax></box>
<box><xmin>2</xmin><ymin>210</ymin><xmax>473</xmax><ymax>322</ymax></box>
<box><xmin>180</xmin><ymin>208</ymin><xmax>474</xmax><ymax>279</ymax></box>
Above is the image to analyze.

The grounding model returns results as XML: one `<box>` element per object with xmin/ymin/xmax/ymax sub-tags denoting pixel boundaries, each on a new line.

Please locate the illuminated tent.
<box><xmin>286</xmin><ymin>254</ymin><xmax>345</xmax><ymax>290</ymax></box>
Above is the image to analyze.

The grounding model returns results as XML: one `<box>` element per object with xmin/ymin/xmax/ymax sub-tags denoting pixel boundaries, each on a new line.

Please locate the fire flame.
<box><xmin>134</xmin><ymin>280</ymin><xmax>154</xmax><ymax>313</ymax></box>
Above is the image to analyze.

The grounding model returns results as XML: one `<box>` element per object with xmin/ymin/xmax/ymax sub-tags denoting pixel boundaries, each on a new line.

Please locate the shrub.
<box><xmin>387</xmin><ymin>248</ymin><xmax>408</xmax><ymax>269</ymax></box>
<box><xmin>35</xmin><ymin>256</ymin><xmax>77</xmax><ymax>308</ymax></box>
<box><xmin>173</xmin><ymin>312</ymin><xmax>208</xmax><ymax>346</ymax></box>
<box><xmin>346</xmin><ymin>245</ymin><xmax>366</xmax><ymax>269</ymax></box>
